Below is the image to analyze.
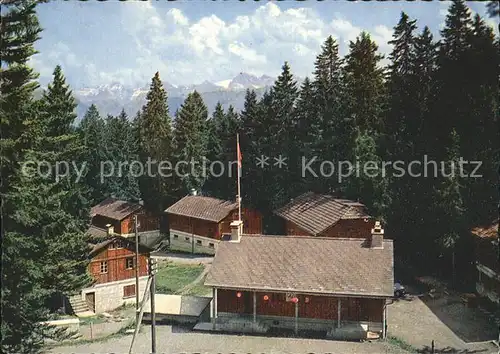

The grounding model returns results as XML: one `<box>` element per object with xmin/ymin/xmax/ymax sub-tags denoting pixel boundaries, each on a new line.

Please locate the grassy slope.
<box><xmin>155</xmin><ymin>262</ymin><xmax>205</xmax><ymax>295</ymax></box>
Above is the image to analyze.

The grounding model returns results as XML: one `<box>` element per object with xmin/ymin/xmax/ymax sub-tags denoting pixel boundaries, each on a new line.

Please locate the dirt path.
<box><xmin>178</xmin><ymin>264</ymin><xmax>211</xmax><ymax>295</ymax></box>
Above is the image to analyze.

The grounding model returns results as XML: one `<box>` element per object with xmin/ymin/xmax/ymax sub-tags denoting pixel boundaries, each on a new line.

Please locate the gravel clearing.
<box><xmin>47</xmin><ymin>325</ymin><xmax>410</xmax><ymax>354</ymax></box>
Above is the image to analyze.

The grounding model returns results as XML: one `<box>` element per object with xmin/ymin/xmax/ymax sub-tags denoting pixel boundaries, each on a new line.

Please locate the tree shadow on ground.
<box><xmin>417</xmin><ymin>345</ymin><xmax>491</xmax><ymax>353</ymax></box>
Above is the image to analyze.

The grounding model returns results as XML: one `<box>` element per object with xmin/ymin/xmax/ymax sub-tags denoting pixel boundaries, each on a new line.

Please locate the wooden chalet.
<box><xmin>471</xmin><ymin>219</ymin><xmax>499</xmax><ymax>310</ymax></box>
<box><xmin>72</xmin><ymin>232</ymin><xmax>152</xmax><ymax>314</ymax></box>
<box><xmin>203</xmin><ymin>220</ymin><xmax>393</xmax><ymax>340</ymax></box>
<box><xmin>90</xmin><ymin>197</ymin><xmax>159</xmax><ymax>236</ymax></box>
<box><xmin>274</xmin><ymin>192</ymin><xmax>374</xmax><ymax>238</ymax></box>
<box><xmin>165</xmin><ymin>194</ymin><xmax>262</xmax><ymax>255</ymax></box>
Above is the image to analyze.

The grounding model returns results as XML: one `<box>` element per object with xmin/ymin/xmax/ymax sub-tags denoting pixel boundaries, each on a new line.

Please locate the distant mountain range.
<box><xmin>42</xmin><ymin>73</ymin><xmax>292</xmax><ymax>122</ymax></box>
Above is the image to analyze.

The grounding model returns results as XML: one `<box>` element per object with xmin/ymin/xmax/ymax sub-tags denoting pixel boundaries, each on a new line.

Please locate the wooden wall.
<box><xmin>216</xmin><ymin>289</ymin><xmax>383</xmax><ymax>322</ymax></box>
<box><xmin>284</xmin><ymin>219</ymin><xmax>374</xmax><ymax>239</ymax></box>
<box><xmin>168</xmin><ymin>207</ymin><xmax>262</xmax><ymax>240</ymax></box>
<box><xmin>120</xmin><ymin>212</ymin><xmax>159</xmax><ymax>234</ymax></box>
<box><xmin>168</xmin><ymin>214</ymin><xmax>219</xmax><ymax>239</ymax></box>
<box><xmin>89</xmin><ymin>243</ymin><xmax>149</xmax><ymax>284</ymax></box>
<box><xmin>320</xmin><ymin>219</ymin><xmax>375</xmax><ymax>239</ymax></box>
<box><xmin>92</xmin><ymin>215</ymin><xmax>122</xmax><ymax>234</ymax></box>
<box><xmin>284</xmin><ymin>220</ymin><xmax>313</xmax><ymax>236</ymax></box>
<box><xmin>220</xmin><ymin>208</ymin><xmax>263</xmax><ymax>236</ymax></box>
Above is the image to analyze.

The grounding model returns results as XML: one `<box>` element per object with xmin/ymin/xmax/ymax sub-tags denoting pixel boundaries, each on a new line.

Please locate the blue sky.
<box><xmin>31</xmin><ymin>0</ymin><xmax>497</xmax><ymax>88</ymax></box>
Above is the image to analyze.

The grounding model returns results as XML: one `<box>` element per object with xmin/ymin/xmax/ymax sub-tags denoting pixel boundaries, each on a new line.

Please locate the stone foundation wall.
<box><xmin>81</xmin><ymin>276</ymin><xmax>149</xmax><ymax>313</ymax></box>
<box><xmin>169</xmin><ymin>229</ymin><xmax>218</xmax><ymax>255</ymax></box>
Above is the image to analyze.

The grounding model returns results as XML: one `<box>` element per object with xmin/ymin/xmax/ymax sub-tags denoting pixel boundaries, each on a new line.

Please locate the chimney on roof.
<box><xmin>370</xmin><ymin>221</ymin><xmax>384</xmax><ymax>249</ymax></box>
<box><xmin>190</xmin><ymin>189</ymin><xmax>197</xmax><ymax>196</ymax></box>
<box><xmin>105</xmin><ymin>223</ymin><xmax>114</xmax><ymax>236</ymax></box>
<box><xmin>230</xmin><ymin>220</ymin><xmax>243</xmax><ymax>243</ymax></box>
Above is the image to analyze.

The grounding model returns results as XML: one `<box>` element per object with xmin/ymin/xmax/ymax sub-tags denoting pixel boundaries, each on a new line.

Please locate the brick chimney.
<box><xmin>370</xmin><ymin>221</ymin><xmax>384</xmax><ymax>249</ymax></box>
<box><xmin>105</xmin><ymin>223</ymin><xmax>114</xmax><ymax>236</ymax></box>
<box><xmin>230</xmin><ymin>220</ymin><xmax>243</xmax><ymax>243</ymax></box>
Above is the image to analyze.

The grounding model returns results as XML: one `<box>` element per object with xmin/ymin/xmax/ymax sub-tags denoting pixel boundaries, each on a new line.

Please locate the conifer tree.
<box><xmin>383</xmin><ymin>12</ymin><xmax>419</xmax><ymax>251</ymax></box>
<box><xmin>253</xmin><ymin>63</ymin><xmax>298</xmax><ymax>231</ymax></box>
<box><xmin>313</xmin><ymin>36</ymin><xmax>351</xmax><ymax>191</ymax></box>
<box><xmin>78</xmin><ymin>104</ymin><xmax>108</xmax><ymax>205</ymax></box>
<box><xmin>105</xmin><ymin>109</ymin><xmax>140</xmax><ymax>201</ymax></box>
<box><xmin>435</xmin><ymin>129</ymin><xmax>465</xmax><ymax>283</ymax></box>
<box><xmin>344</xmin><ymin>32</ymin><xmax>385</xmax><ymax>133</ymax></box>
<box><xmin>290</xmin><ymin>77</ymin><xmax>321</xmax><ymax>195</ymax></box>
<box><xmin>173</xmin><ymin>90</ymin><xmax>208</xmax><ymax>194</ymax></box>
<box><xmin>36</xmin><ymin>66</ymin><xmax>92</xmax><ymax>311</ymax></box>
<box><xmin>138</xmin><ymin>72</ymin><xmax>175</xmax><ymax>213</ymax></box>
<box><xmin>204</xmin><ymin>102</ymin><xmax>224</xmax><ymax>197</ymax></box>
<box><xmin>204</xmin><ymin>104</ymin><xmax>240</xmax><ymax>200</ymax></box>
<box><xmin>1</xmin><ymin>1</ymin><xmax>50</xmax><ymax>351</ymax></box>
<box><xmin>344</xmin><ymin>128</ymin><xmax>389</xmax><ymax>222</ymax></box>
<box><xmin>269</xmin><ymin>63</ymin><xmax>297</xmax><ymax>208</ymax></box>
<box><xmin>239</xmin><ymin>90</ymin><xmax>261</xmax><ymax>208</ymax></box>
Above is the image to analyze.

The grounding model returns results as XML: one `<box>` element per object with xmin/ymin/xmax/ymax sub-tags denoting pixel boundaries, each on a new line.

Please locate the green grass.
<box><xmin>184</xmin><ymin>275</ymin><xmax>211</xmax><ymax>296</ymax></box>
<box><xmin>78</xmin><ymin>315</ymin><xmax>107</xmax><ymax>325</ymax></box>
<box><xmin>155</xmin><ymin>262</ymin><xmax>205</xmax><ymax>295</ymax></box>
<box><xmin>387</xmin><ymin>336</ymin><xmax>418</xmax><ymax>353</ymax></box>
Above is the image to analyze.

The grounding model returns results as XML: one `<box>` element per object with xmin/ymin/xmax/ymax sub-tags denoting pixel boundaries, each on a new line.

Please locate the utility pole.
<box><xmin>134</xmin><ymin>214</ymin><xmax>140</xmax><ymax>326</ymax></box>
<box><xmin>149</xmin><ymin>258</ymin><xmax>157</xmax><ymax>354</ymax></box>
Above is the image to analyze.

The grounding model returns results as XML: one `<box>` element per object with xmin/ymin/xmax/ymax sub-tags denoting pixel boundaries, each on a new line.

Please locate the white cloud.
<box><xmin>35</xmin><ymin>3</ymin><xmax>402</xmax><ymax>87</ymax></box>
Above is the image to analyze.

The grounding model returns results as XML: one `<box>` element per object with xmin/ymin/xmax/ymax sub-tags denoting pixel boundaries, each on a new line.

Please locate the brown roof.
<box><xmin>205</xmin><ymin>235</ymin><xmax>394</xmax><ymax>297</ymax></box>
<box><xmin>274</xmin><ymin>192</ymin><xmax>371</xmax><ymax>236</ymax></box>
<box><xmin>89</xmin><ymin>236</ymin><xmax>152</xmax><ymax>257</ymax></box>
<box><xmin>87</xmin><ymin>225</ymin><xmax>108</xmax><ymax>239</ymax></box>
<box><xmin>471</xmin><ymin>219</ymin><xmax>499</xmax><ymax>239</ymax></box>
<box><xmin>165</xmin><ymin>195</ymin><xmax>238</xmax><ymax>223</ymax></box>
<box><xmin>90</xmin><ymin>198</ymin><xmax>143</xmax><ymax>221</ymax></box>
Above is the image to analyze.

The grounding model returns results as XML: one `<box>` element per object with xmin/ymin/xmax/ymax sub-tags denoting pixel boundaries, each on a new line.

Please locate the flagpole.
<box><xmin>237</xmin><ymin>133</ymin><xmax>241</xmax><ymax>222</ymax></box>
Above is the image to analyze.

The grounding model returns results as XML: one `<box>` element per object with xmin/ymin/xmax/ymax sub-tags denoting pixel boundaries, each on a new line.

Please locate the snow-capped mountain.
<box><xmin>67</xmin><ymin>73</ymin><xmax>278</xmax><ymax>121</ymax></box>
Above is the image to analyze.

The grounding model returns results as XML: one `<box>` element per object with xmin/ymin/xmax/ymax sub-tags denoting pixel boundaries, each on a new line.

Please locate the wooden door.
<box><xmin>85</xmin><ymin>292</ymin><xmax>95</xmax><ymax>312</ymax></box>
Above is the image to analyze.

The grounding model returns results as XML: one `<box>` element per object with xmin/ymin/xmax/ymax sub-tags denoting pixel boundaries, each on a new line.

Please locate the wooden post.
<box><xmin>212</xmin><ymin>288</ymin><xmax>218</xmax><ymax>329</ymax></box>
<box><xmin>337</xmin><ymin>298</ymin><xmax>341</xmax><ymax>329</ymax></box>
<box><xmin>134</xmin><ymin>214</ymin><xmax>140</xmax><ymax>327</ymax></box>
<box><xmin>212</xmin><ymin>288</ymin><xmax>216</xmax><ymax>329</ymax></box>
<box><xmin>253</xmin><ymin>291</ymin><xmax>257</xmax><ymax>325</ymax></box>
<box><xmin>382</xmin><ymin>300</ymin><xmax>387</xmax><ymax>339</ymax></box>
<box><xmin>150</xmin><ymin>259</ymin><xmax>157</xmax><ymax>354</ymax></box>
<box><xmin>128</xmin><ymin>276</ymin><xmax>152</xmax><ymax>354</ymax></box>
<box><xmin>294</xmin><ymin>301</ymin><xmax>298</xmax><ymax>335</ymax></box>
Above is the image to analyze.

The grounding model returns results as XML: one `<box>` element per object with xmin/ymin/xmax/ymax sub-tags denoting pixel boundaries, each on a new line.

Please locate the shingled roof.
<box><xmin>89</xmin><ymin>235</ymin><xmax>152</xmax><ymax>257</ymax></box>
<box><xmin>90</xmin><ymin>198</ymin><xmax>143</xmax><ymax>221</ymax></box>
<box><xmin>274</xmin><ymin>192</ymin><xmax>371</xmax><ymax>236</ymax></box>
<box><xmin>165</xmin><ymin>195</ymin><xmax>238</xmax><ymax>223</ymax></box>
<box><xmin>471</xmin><ymin>219</ymin><xmax>499</xmax><ymax>239</ymax></box>
<box><xmin>205</xmin><ymin>235</ymin><xmax>393</xmax><ymax>297</ymax></box>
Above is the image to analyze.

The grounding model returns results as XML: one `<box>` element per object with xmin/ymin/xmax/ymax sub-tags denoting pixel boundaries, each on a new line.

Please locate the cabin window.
<box><xmin>209</xmin><ymin>243</ymin><xmax>215</xmax><ymax>248</ymax></box>
<box><xmin>100</xmin><ymin>261</ymin><xmax>108</xmax><ymax>274</ymax></box>
<box><xmin>123</xmin><ymin>284</ymin><xmax>136</xmax><ymax>298</ymax></box>
<box><xmin>196</xmin><ymin>240</ymin><xmax>202</xmax><ymax>245</ymax></box>
<box><xmin>125</xmin><ymin>257</ymin><xmax>134</xmax><ymax>269</ymax></box>
<box><xmin>185</xmin><ymin>237</ymin><xmax>190</xmax><ymax>243</ymax></box>
<box><xmin>173</xmin><ymin>235</ymin><xmax>178</xmax><ymax>239</ymax></box>
<box><xmin>115</xmin><ymin>239</ymin><xmax>124</xmax><ymax>249</ymax></box>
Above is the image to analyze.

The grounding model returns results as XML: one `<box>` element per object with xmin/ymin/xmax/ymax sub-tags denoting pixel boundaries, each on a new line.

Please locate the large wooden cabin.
<box><xmin>204</xmin><ymin>221</ymin><xmax>393</xmax><ymax>340</ymax></box>
<box><xmin>274</xmin><ymin>192</ymin><xmax>375</xmax><ymax>238</ymax></box>
<box><xmin>76</xmin><ymin>235</ymin><xmax>152</xmax><ymax>314</ymax></box>
<box><xmin>90</xmin><ymin>198</ymin><xmax>162</xmax><ymax>248</ymax></box>
<box><xmin>165</xmin><ymin>194</ymin><xmax>262</xmax><ymax>255</ymax></box>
